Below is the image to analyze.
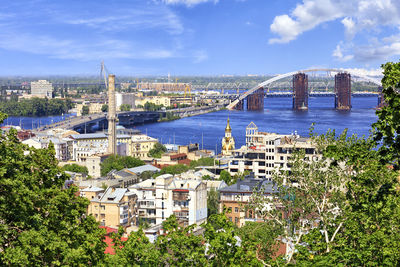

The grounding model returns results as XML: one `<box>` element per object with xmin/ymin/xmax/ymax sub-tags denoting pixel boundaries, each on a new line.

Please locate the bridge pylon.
<box><xmin>293</xmin><ymin>73</ymin><xmax>308</xmax><ymax>110</ymax></box>
<box><xmin>335</xmin><ymin>73</ymin><xmax>351</xmax><ymax>110</ymax></box>
<box><xmin>247</xmin><ymin>87</ymin><xmax>264</xmax><ymax>111</ymax></box>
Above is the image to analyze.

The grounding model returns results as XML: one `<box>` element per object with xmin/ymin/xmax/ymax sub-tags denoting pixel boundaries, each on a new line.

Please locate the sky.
<box><xmin>0</xmin><ymin>0</ymin><xmax>399</xmax><ymax>76</ymax></box>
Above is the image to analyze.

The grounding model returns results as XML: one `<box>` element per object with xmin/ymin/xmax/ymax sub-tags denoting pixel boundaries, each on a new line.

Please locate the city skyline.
<box><xmin>0</xmin><ymin>0</ymin><xmax>399</xmax><ymax>76</ymax></box>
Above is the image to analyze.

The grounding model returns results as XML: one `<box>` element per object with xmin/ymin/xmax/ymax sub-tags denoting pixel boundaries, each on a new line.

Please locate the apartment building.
<box><xmin>128</xmin><ymin>134</ymin><xmax>158</xmax><ymax>159</ymax></box>
<box><xmin>23</xmin><ymin>136</ymin><xmax>68</xmax><ymax>161</ymax></box>
<box><xmin>135</xmin><ymin>96</ymin><xmax>171</xmax><ymax>107</ymax></box>
<box><xmin>82</xmin><ymin>187</ymin><xmax>137</xmax><ymax>228</ymax></box>
<box><xmin>219</xmin><ymin>176</ymin><xmax>277</xmax><ymax>227</ymax></box>
<box><xmin>69</xmin><ymin>133</ymin><xmax>151</xmax><ymax>162</ymax></box>
<box><xmin>227</xmin><ymin>122</ymin><xmax>317</xmax><ymax>180</ymax></box>
<box><xmin>30</xmin><ymin>80</ymin><xmax>53</xmax><ymax>98</ymax></box>
<box><xmin>129</xmin><ymin>174</ymin><xmax>207</xmax><ymax>227</ymax></box>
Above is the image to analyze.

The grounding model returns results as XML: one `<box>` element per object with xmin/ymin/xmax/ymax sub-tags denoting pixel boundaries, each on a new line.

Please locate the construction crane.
<box><xmin>184</xmin><ymin>84</ymin><xmax>191</xmax><ymax>97</ymax></box>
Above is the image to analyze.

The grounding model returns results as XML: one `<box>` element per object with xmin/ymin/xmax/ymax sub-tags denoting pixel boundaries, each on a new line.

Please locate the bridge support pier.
<box><xmin>247</xmin><ymin>88</ymin><xmax>264</xmax><ymax>111</ymax></box>
<box><xmin>377</xmin><ymin>86</ymin><xmax>385</xmax><ymax>108</ymax></box>
<box><xmin>233</xmin><ymin>99</ymin><xmax>244</xmax><ymax>110</ymax></box>
<box><xmin>293</xmin><ymin>73</ymin><xmax>308</xmax><ymax>110</ymax></box>
<box><xmin>335</xmin><ymin>73</ymin><xmax>351</xmax><ymax>110</ymax></box>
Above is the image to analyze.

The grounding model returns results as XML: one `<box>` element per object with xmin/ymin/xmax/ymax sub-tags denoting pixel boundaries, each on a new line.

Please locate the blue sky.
<box><xmin>0</xmin><ymin>0</ymin><xmax>399</xmax><ymax>76</ymax></box>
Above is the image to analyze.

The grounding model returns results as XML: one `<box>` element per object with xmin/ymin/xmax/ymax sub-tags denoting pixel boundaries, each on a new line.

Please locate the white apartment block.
<box><xmin>228</xmin><ymin>122</ymin><xmax>317</xmax><ymax>180</ymax></box>
<box><xmin>30</xmin><ymin>80</ymin><xmax>53</xmax><ymax>98</ymax></box>
<box><xmin>129</xmin><ymin>174</ymin><xmax>207</xmax><ymax>227</ymax></box>
<box><xmin>23</xmin><ymin>136</ymin><xmax>68</xmax><ymax>161</ymax></box>
<box><xmin>116</xmin><ymin>93</ymin><xmax>136</xmax><ymax>110</ymax></box>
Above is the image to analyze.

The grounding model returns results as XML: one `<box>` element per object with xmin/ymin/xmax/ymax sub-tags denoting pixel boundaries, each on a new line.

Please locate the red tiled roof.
<box><xmin>100</xmin><ymin>226</ymin><xmax>128</xmax><ymax>255</ymax></box>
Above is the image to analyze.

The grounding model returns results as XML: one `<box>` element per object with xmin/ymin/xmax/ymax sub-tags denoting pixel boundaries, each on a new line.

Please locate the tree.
<box><xmin>155</xmin><ymin>215</ymin><xmax>207</xmax><ymax>265</ymax></box>
<box><xmin>100</xmin><ymin>155</ymin><xmax>145</xmax><ymax>176</ymax></box>
<box><xmin>204</xmin><ymin>213</ymin><xmax>261</xmax><ymax>266</ymax></box>
<box><xmin>120</xmin><ymin>104</ymin><xmax>131</xmax><ymax>111</ymax></box>
<box><xmin>158</xmin><ymin>164</ymin><xmax>189</xmax><ymax>175</ymax></box>
<box><xmin>373</xmin><ymin>61</ymin><xmax>400</xmax><ymax>168</ymax></box>
<box><xmin>189</xmin><ymin>157</ymin><xmax>215</xmax><ymax>169</ymax></box>
<box><xmin>219</xmin><ymin>170</ymin><xmax>233</xmax><ymax>185</ymax></box>
<box><xmin>148</xmin><ymin>142</ymin><xmax>167</xmax><ymax>158</ymax></box>
<box><xmin>0</xmin><ymin>113</ymin><xmax>106</xmax><ymax>265</ymax></box>
<box><xmin>81</xmin><ymin>105</ymin><xmax>89</xmax><ymax>116</ymax></box>
<box><xmin>101</xmin><ymin>104</ymin><xmax>108</xmax><ymax>112</ymax></box>
<box><xmin>207</xmin><ymin>188</ymin><xmax>219</xmax><ymax>217</ymax></box>
<box><xmin>62</xmin><ymin>163</ymin><xmax>88</xmax><ymax>175</ymax></box>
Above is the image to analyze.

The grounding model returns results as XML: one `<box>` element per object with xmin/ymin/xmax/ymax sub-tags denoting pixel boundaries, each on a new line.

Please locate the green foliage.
<box><xmin>143</xmin><ymin>102</ymin><xmax>164</xmax><ymax>111</ymax></box>
<box><xmin>0</xmin><ymin>98</ymin><xmax>73</xmax><ymax>117</ymax></box>
<box><xmin>158</xmin><ymin>164</ymin><xmax>189</xmax><ymax>175</ymax></box>
<box><xmin>0</xmin><ymin>113</ymin><xmax>106</xmax><ymax>265</ymax></box>
<box><xmin>62</xmin><ymin>163</ymin><xmax>88</xmax><ymax>175</ymax></box>
<box><xmin>204</xmin><ymin>214</ymin><xmax>262</xmax><ymax>266</ymax></box>
<box><xmin>190</xmin><ymin>157</ymin><xmax>215</xmax><ymax>169</ymax></box>
<box><xmin>81</xmin><ymin>105</ymin><xmax>89</xmax><ymax>115</ymax></box>
<box><xmin>373</xmin><ymin>61</ymin><xmax>400</xmax><ymax>168</ymax></box>
<box><xmin>148</xmin><ymin>142</ymin><xmax>167</xmax><ymax>158</ymax></box>
<box><xmin>219</xmin><ymin>170</ymin><xmax>233</xmax><ymax>185</ymax></box>
<box><xmin>156</xmin><ymin>215</ymin><xmax>207</xmax><ymax>265</ymax></box>
<box><xmin>101</xmin><ymin>104</ymin><xmax>108</xmax><ymax>112</ymax></box>
<box><xmin>207</xmin><ymin>188</ymin><xmax>220</xmax><ymax>217</ymax></box>
<box><xmin>236</xmin><ymin>222</ymin><xmax>280</xmax><ymax>263</ymax></box>
<box><xmin>100</xmin><ymin>155</ymin><xmax>145</xmax><ymax>176</ymax></box>
<box><xmin>120</xmin><ymin>104</ymin><xmax>131</xmax><ymax>111</ymax></box>
<box><xmin>139</xmin><ymin>170</ymin><xmax>155</xmax><ymax>181</ymax></box>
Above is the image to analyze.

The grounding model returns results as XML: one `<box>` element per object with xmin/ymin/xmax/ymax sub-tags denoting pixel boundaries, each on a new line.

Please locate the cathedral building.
<box><xmin>221</xmin><ymin>117</ymin><xmax>235</xmax><ymax>155</ymax></box>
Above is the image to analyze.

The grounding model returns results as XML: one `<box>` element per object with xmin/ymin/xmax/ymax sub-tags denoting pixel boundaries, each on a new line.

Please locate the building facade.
<box><xmin>227</xmin><ymin>122</ymin><xmax>317</xmax><ymax>180</ymax></box>
<box><xmin>30</xmin><ymin>80</ymin><xmax>53</xmax><ymax>98</ymax></box>
<box><xmin>129</xmin><ymin>174</ymin><xmax>207</xmax><ymax>227</ymax></box>
<box><xmin>83</xmin><ymin>187</ymin><xmax>137</xmax><ymax>228</ymax></box>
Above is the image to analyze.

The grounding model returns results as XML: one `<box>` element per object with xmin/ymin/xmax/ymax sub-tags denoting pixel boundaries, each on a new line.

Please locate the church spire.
<box><xmin>225</xmin><ymin>116</ymin><xmax>232</xmax><ymax>132</ymax></box>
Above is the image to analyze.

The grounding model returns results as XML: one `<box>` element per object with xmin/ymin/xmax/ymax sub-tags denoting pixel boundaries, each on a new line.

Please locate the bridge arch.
<box><xmin>227</xmin><ymin>68</ymin><xmax>382</xmax><ymax>110</ymax></box>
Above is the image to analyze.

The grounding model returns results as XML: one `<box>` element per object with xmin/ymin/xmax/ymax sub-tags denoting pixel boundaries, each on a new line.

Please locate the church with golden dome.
<box><xmin>221</xmin><ymin>117</ymin><xmax>235</xmax><ymax>155</ymax></box>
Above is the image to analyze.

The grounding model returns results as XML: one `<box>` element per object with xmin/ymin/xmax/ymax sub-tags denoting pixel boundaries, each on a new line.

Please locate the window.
<box><xmin>235</xmin><ymin>207</ymin><xmax>239</xmax><ymax>213</ymax></box>
<box><xmin>229</xmin><ymin>217</ymin><xmax>232</xmax><ymax>222</ymax></box>
<box><xmin>235</xmin><ymin>217</ymin><xmax>239</xmax><ymax>224</ymax></box>
<box><xmin>162</xmin><ymin>211</ymin><xmax>164</xmax><ymax>219</ymax></box>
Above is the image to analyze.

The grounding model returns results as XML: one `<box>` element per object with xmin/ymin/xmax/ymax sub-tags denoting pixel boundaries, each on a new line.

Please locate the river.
<box><xmin>2</xmin><ymin>96</ymin><xmax>378</xmax><ymax>152</ymax></box>
<box><xmin>134</xmin><ymin>96</ymin><xmax>378</xmax><ymax>152</ymax></box>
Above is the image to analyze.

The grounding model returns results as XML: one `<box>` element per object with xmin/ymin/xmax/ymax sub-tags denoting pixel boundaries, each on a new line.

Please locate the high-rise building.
<box><xmin>30</xmin><ymin>80</ymin><xmax>53</xmax><ymax>98</ymax></box>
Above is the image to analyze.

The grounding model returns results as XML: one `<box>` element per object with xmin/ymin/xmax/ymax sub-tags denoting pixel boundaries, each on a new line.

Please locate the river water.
<box><xmin>2</xmin><ymin>96</ymin><xmax>378</xmax><ymax>152</ymax></box>
<box><xmin>134</xmin><ymin>96</ymin><xmax>378</xmax><ymax>152</ymax></box>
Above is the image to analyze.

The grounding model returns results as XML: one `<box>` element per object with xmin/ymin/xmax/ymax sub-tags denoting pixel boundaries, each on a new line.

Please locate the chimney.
<box><xmin>108</xmin><ymin>74</ymin><xmax>117</xmax><ymax>155</ymax></box>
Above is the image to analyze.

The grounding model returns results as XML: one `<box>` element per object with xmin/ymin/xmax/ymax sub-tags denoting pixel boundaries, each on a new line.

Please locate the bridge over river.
<box><xmin>34</xmin><ymin>105</ymin><xmax>223</xmax><ymax>134</ymax></box>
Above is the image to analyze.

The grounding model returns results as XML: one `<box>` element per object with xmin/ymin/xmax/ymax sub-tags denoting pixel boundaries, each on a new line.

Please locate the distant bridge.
<box><xmin>35</xmin><ymin>105</ymin><xmax>222</xmax><ymax>134</ymax></box>
<box><xmin>227</xmin><ymin>68</ymin><xmax>382</xmax><ymax>110</ymax></box>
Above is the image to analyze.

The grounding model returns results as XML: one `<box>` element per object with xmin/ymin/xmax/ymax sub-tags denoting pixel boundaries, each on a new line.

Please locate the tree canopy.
<box><xmin>0</xmin><ymin>98</ymin><xmax>73</xmax><ymax>117</ymax></box>
<box><xmin>62</xmin><ymin>163</ymin><xmax>88</xmax><ymax>175</ymax></box>
<box><xmin>0</xmin><ymin>113</ymin><xmax>106</xmax><ymax>265</ymax></box>
<box><xmin>100</xmin><ymin>155</ymin><xmax>145</xmax><ymax>176</ymax></box>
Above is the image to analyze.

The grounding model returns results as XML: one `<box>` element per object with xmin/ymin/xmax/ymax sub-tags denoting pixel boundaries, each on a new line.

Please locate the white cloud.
<box><xmin>343</xmin><ymin>67</ymin><xmax>383</xmax><ymax>77</ymax></box>
<box><xmin>0</xmin><ymin>30</ymin><xmax>176</xmax><ymax>61</ymax></box>
<box><xmin>332</xmin><ymin>43</ymin><xmax>353</xmax><ymax>62</ymax></box>
<box><xmin>162</xmin><ymin>0</ymin><xmax>218</xmax><ymax>7</ymax></box>
<box><xmin>269</xmin><ymin>0</ymin><xmax>400</xmax><ymax>62</ymax></box>
<box><xmin>61</xmin><ymin>8</ymin><xmax>184</xmax><ymax>35</ymax></box>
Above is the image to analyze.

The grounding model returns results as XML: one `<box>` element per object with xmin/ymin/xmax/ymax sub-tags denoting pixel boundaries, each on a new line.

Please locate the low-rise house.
<box><xmin>219</xmin><ymin>176</ymin><xmax>277</xmax><ymax>227</ymax></box>
<box><xmin>83</xmin><ymin>187</ymin><xmax>137</xmax><ymax>228</ymax></box>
